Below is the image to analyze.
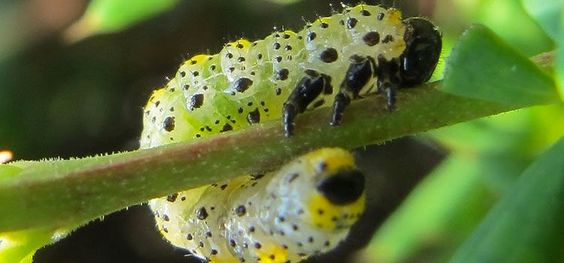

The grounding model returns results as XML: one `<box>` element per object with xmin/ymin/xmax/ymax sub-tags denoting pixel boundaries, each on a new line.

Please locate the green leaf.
<box><xmin>521</xmin><ymin>0</ymin><xmax>561</xmax><ymax>41</ymax></box>
<box><xmin>430</xmin><ymin>105</ymin><xmax>564</xmax><ymax>157</ymax></box>
<box><xmin>441</xmin><ymin>25</ymin><xmax>558</xmax><ymax>106</ymax></box>
<box><xmin>559</xmin><ymin>47</ymin><xmax>564</xmax><ymax>101</ymax></box>
<box><xmin>64</xmin><ymin>0</ymin><xmax>179</xmax><ymax>42</ymax></box>
<box><xmin>0</xmin><ymin>226</ymin><xmax>70</xmax><ymax>263</ymax></box>
<box><xmin>358</xmin><ymin>105</ymin><xmax>564</xmax><ymax>263</ymax></box>
<box><xmin>442</xmin><ymin>0</ymin><xmax>554</xmax><ymax>56</ymax></box>
<box><xmin>358</xmin><ymin>155</ymin><xmax>496</xmax><ymax>262</ymax></box>
<box><xmin>521</xmin><ymin>0</ymin><xmax>564</xmax><ymax>100</ymax></box>
<box><xmin>451</xmin><ymin>137</ymin><xmax>564</xmax><ymax>263</ymax></box>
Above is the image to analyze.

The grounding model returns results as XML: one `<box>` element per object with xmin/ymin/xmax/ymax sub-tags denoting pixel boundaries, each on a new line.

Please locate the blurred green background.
<box><xmin>0</xmin><ymin>0</ymin><xmax>561</xmax><ymax>262</ymax></box>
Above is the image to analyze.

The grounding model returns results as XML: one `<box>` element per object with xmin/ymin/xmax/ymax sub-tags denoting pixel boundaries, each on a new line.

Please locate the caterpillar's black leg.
<box><xmin>385</xmin><ymin>83</ymin><xmax>396</xmax><ymax>111</ymax></box>
<box><xmin>283</xmin><ymin>70</ymin><xmax>332</xmax><ymax>137</ymax></box>
<box><xmin>377</xmin><ymin>80</ymin><xmax>396</xmax><ymax>111</ymax></box>
<box><xmin>330</xmin><ymin>92</ymin><xmax>351</xmax><ymax>126</ymax></box>
<box><xmin>330</xmin><ymin>55</ymin><xmax>375</xmax><ymax>126</ymax></box>
<box><xmin>283</xmin><ymin>103</ymin><xmax>298</xmax><ymax>136</ymax></box>
<box><xmin>376</xmin><ymin>55</ymin><xmax>401</xmax><ymax>111</ymax></box>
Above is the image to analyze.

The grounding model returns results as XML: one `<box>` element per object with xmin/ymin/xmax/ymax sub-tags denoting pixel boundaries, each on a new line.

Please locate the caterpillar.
<box><xmin>139</xmin><ymin>4</ymin><xmax>441</xmax><ymax>146</ymax></box>
<box><xmin>149</xmin><ymin>148</ymin><xmax>365</xmax><ymax>262</ymax></box>
<box><xmin>140</xmin><ymin>3</ymin><xmax>441</xmax><ymax>262</ymax></box>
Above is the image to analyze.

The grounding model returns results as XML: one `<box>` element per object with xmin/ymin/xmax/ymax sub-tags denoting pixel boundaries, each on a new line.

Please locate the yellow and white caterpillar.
<box><xmin>149</xmin><ymin>148</ymin><xmax>365</xmax><ymax>262</ymax></box>
<box><xmin>139</xmin><ymin>4</ymin><xmax>441</xmax><ymax>145</ymax></box>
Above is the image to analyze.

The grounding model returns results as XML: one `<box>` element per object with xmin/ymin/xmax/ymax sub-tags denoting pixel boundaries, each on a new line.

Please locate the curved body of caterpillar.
<box><xmin>139</xmin><ymin>4</ymin><xmax>441</xmax><ymax>146</ymax></box>
<box><xmin>149</xmin><ymin>148</ymin><xmax>365</xmax><ymax>263</ymax></box>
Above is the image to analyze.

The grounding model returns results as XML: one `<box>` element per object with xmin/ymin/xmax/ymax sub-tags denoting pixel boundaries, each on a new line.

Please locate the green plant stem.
<box><xmin>0</xmin><ymin>52</ymin><xmax>555</xmax><ymax>233</ymax></box>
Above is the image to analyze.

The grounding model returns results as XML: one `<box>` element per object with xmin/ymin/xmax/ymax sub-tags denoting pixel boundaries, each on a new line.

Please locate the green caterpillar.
<box><xmin>140</xmin><ymin>3</ymin><xmax>441</xmax><ymax>263</ymax></box>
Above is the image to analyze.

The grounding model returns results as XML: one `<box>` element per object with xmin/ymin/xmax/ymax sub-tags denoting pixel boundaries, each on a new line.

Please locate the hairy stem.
<box><xmin>0</xmin><ymin>51</ymin><xmax>555</xmax><ymax>232</ymax></box>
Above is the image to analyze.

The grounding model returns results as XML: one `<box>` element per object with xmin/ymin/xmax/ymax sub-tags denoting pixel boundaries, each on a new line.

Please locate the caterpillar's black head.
<box><xmin>399</xmin><ymin>17</ymin><xmax>442</xmax><ymax>86</ymax></box>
